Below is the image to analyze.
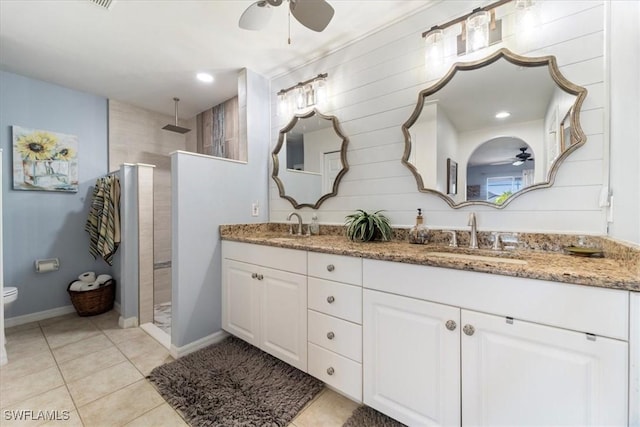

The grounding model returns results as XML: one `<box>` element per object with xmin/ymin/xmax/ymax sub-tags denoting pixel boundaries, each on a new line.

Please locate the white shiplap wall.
<box><xmin>269</xmin><ymin>1</ymin><xmax>608</xmax><ymax>235</ymax></box>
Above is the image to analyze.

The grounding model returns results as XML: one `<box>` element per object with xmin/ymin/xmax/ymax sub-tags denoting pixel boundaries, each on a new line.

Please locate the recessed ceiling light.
<box><xmin>196</xmin><ymin>73</ymin><xmax>214</xmax><ymax>83</ymax></box>
<box><xmin>495</xmin><ymin>111</ymin><xmax>511</xmax><ymax>119</ymax></box>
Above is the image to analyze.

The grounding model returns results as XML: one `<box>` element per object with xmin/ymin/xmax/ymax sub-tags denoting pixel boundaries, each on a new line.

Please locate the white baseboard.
<box><xmin>119</xmin><ymin>315</ymin><xmax>138</xmax><ymax>329</ymax></box>
<box><xmin>5</xmin><ymin>305</ymin><xmax>76</xmax><ymax>328</ymax></box>
<box><xmin>170</xmin><ymin>330</ymin><xmax>228</xmax><ymax>359</ymax></box>
<box><xmin>140</xmin><ymin>322</ymin><xmax>170</xmax><ymax>350</ymax></box>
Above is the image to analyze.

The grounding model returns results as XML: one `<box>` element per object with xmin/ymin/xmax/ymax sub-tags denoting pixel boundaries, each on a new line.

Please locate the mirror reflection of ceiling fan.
<box><xmin>512</xmin><ymin>147</ymin><xmax>534</xmax><ymax>166</ymax></box>
<box><xmin>239</xmin><ymin>0</ymin><xmax>335</xmax><ymax>33</ymax></box>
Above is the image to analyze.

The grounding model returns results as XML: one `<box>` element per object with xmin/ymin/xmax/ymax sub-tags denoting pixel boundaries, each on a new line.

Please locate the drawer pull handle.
<box><xmin>257</xmin><ymin>274</ymin><xmax>264</xmax><ymax>280</ymax></box>
<box><xmin>463</xmin><ymin>324</ymin><xmax>475</xmax><ymax>336</ymax></box>
<box><xmin>327</xmin><ymin>264</ymin><xmax>335</xmax><ymax>272</ymax></box>
<box><xmin>251</xmin><ymin>273</ymin><xmax>258</xmax><ymax>279</ymax></box>
<box><xmin>326</xmin><ymin>296</ymin><xmax>335</xmax><ymax>304</ymax></box>
<box><xmin>326</xmin><ymin>367</ymin><xmax>335</xmax><ymax>376</ymax></box>
<box><xmin>326</xmin><ymin>331</ymin><xmax>335</xmax><ymax>340</ymax></box>
<box><xmin>445</xmin><ymin>320</ymin><xmax>457</xmax><ymax>331</ymax></box>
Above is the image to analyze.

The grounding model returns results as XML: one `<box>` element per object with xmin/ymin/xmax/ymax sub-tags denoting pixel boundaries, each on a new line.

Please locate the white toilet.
<box><xmin>3</xmin><ymin>287</ymin><xmax>18</xmax><ymax>308</ymax></box>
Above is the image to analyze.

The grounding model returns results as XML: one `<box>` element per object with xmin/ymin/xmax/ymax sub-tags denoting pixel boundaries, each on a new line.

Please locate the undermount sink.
<box><xmin>424</xmin><ymin>251</ymin><xmax>528</xmax><ymax>265</ymax></box>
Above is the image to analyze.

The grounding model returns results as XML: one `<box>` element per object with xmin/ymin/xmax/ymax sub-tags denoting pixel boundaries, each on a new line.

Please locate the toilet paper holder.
<box><xmin>35</xmin><ymin>258</ymin><xmax>60</xmax><ymax>273</ymax></box>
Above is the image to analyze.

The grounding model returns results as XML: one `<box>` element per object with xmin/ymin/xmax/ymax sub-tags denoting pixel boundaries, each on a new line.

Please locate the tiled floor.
<box><xmin>1</xmin><ymin>311</ymin><xmax>359</xmax><ymax>426</ymax></box>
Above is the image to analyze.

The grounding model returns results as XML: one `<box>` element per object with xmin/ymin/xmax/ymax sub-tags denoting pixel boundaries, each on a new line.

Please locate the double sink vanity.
<box><xmin>224</xmin><ymin>43</ymin><xmax>640</xmax><ymax>426</ymax></box>
<box><xmin>221</xmin><ymin>223</ymin><xmax>639</xmax><ymax>426</ymax></box>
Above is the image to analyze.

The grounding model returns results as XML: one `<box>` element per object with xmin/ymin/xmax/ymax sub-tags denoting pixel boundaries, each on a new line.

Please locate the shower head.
<box><xmin>162</xmin><ymin>97</ymin><xmax>191</xmax><ymax>134</ymax></box>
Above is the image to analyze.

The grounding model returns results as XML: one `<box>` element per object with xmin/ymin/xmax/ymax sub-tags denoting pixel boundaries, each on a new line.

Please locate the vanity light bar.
<box><xmin>421</xmin><ymin>0</ymin><xmax>512</xmax><ymax>38</ymax></box>
<box><xmin>277</xmin><ymin>73</ymin><xmax>328</xmax><ymax>96</ymax></box>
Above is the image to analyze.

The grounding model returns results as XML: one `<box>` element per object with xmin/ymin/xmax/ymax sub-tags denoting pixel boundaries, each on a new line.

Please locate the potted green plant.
<box><xmin>345</xmin><ymin>209</ymin><xmax>392</xmax><ymax>242</ymax></box>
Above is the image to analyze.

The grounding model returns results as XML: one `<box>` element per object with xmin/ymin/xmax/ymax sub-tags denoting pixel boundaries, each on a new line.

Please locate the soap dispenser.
<box><xmin>408</xmin><ymin>208</ymin><xmax>428</xmax><ymax>244</ymax></box>
<box><xmin>309</xmin><ymin>213</ymin><xmax>320</xmax><ymax>235</ymax></box>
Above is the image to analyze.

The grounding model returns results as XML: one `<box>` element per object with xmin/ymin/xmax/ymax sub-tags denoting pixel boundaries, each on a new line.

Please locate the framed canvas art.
<box><xmin>12</xmin><ymin>126</ymin><xmax>78</xmax><ymax>192</ymax></box>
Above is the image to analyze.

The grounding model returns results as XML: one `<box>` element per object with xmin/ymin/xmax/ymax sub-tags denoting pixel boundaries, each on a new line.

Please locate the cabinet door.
<box><xmin>222</xmin><ymin>259</ymin><xmax>260</xmax><ymax>346</ymax></box>
<box><xmin>260</xmin><ymin>266</ymin><xmax>307</xmax><ymax>371</ymax></box>
<box><xmin>363</xmin><ymin>289</ymin><xmax>461</xmax><ymax>427</ymax></box>
<box><xmin>461</xmin><ymin>310</ymin><xmax>628</xmax><ymax>426</ymax></box>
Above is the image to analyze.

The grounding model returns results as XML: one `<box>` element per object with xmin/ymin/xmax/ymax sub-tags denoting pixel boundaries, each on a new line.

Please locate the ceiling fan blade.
<box><xmin>289</xmin><ymin>0</ymin><xmax>334</xmax><ymax>32</ymax></box>
<box><xmin>239</xmin><ymin>1</ymin><xmax>272</xmax><ymax>31</ymax></box>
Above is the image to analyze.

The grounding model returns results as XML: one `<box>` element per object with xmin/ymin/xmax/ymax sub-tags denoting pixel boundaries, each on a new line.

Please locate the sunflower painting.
<box><xmin>13</xmin><ymin>126</ymin><xmax>79</xmax><ymax>192</ymax></box>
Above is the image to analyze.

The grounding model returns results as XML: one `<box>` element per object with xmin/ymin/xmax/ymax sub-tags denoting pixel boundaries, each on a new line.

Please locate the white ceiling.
<box><xmin>0</xmin><ymin>0</ymin><xmax>433</xmax><ymax>119</ymax></box>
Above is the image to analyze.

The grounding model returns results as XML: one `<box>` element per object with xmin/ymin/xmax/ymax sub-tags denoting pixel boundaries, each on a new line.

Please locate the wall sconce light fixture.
<box><xmin>277</xmin><ymin>73</ymin><xmax>329</xmax><ymax>116</ymax></box>
<box><xmin>421</xmin><ymin>0</ymin><xmax>536</xmax><ymax>65</ymax></box>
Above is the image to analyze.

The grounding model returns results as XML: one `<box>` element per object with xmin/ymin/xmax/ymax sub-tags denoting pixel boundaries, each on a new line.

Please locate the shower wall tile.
<box><xmin>153</xmin><ymin>267</ymin><xmax>171</xmax><ymax>305</ymax></box>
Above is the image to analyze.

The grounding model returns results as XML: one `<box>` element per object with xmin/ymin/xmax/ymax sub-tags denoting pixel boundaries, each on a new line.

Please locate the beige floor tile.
<box><xmin>4</xmin><ymin>327</ymin><xmax>44</xmax><ymax>346</ymax></box>
<box><xmin>67</xmin><ymin>360</ymin><xmax>143</xmax><ymax>407</ymax></box>
<box><xmin>5</xmin><ymin>337</ymin><xmax>50</xmax><ymax>361</ymax></box>
<box><xmin>129</xmin><ymin>348</ymin><xmax>174</xmax><ymax>377</ymax></box>
<box><xmin>4</xmin><ymin>322</ymin><xmax>41</xmax><ymax>336</ymax></box>
<box><xmin>37</xmin><ymin>313</ymin><xmax>81</xmax><ymax>327</ymax></box>
<box><xmin>58</xmin><ymin>346</ymin><xmax>126</xmax><ymax>383</ymax></box>
<box><xmin>42</xmin><ymin>320</ymin><xmax>101</xmax><ymax>350</ymax></box>
<box><xmin>102</xmin><ymin>326</ymin><xmax>149</xmax><ymax>344</ymax></box>
<box><xmin>40</xmin><ymin>410</ymin><xmax>83</xmax><ymax>427</ymax></box>
<box><xmin>0</xmin><ymin>366</ymin><xmax>64</xmax><ymax>408</ymax></box>
<box><xmin>89</xmin><ymin>310</ymin><xmax>120</xmax><ymax>331</ymax></box>
<box><xmin>0</xmin><ymin>386</ymin><xmax>75</xmax><ymax>416</ymax></box>
<box><xmin>124</xmin><ymin>403</ymin><xmax>188</xmax><ymax>427</ymax></box>
<box><xmin>115</xmin><ymin>334</ymin><xmax>166</xmax><ymax>360</ymax></box>
<box><xmin>0</xmin><ymin>350</ymin><xmax>56</xmax><ymax>382</ymax></box>
<box><xmin>292</xmin><ymin>389</ymin><xmax>359</xmax><ymax>427</ymax></box>
<box><xmin>78</xmin><ymin>380</ymin><xmax>165</xmax><ymax>426</ymax></box>
<box><xmin>51</xmin><ymin>334</ymin><xmax>115</xmax><ymax>363</ymax></box>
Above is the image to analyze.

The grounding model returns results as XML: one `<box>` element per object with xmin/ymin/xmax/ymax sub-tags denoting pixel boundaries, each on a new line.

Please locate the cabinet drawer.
<box><xmin>308</xmin><ymin>310</ymin><xmax>362</xmax><ymax>362</ymax></box>
<box><xmin>222</xmin><ymin>241</ymin><xmax>306</xmax><ymax>275</ymax></box>
<box><xmin>308</xmin><ymin>343</ymin><xmax>362</xmax><ymax>402</ymax></box>
<box><xmin>308</xmin><ymin>252</ymin><xmax>362</xmax><ymax>285</ymax></box>
<box><xmin>308</xmin><ymin>277</ymin><xmax>362</xmax><ymax>324</ymax></box>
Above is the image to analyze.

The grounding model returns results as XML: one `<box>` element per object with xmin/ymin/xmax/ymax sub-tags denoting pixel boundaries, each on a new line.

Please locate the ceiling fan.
<box><xmin>512</xmin><ymin>147</ymin><xmax>534</xmax><ymax>166</ymax></box>
<box><xmin>239</xmin><ymin>0</ymin><xmax>335</xmax><ymax>33</ymax></box>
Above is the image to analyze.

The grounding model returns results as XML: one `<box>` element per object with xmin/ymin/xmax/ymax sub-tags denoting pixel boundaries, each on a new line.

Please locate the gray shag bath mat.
<box><xmin>148</xmin><ymin>336</ymin><xmax>323</xmax><ymax>426</ymax></box>
<box><xmin>342</xmin><ymin>406</ymin><xmax>407</xmax><ymax>427</ymax></box>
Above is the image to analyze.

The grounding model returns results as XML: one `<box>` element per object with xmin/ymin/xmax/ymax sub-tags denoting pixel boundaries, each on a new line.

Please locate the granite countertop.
<box><xmin>220</xmin><ymin>224</ymin><xmax>640</xmax><ymax>292</ymax></box>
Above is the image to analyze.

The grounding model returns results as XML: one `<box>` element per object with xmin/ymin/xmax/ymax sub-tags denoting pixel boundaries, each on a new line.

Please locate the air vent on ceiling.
<box><xmin>88</xmin><ymin>0</ymin><xmax>114</xmax><ymax>10</ymax></box>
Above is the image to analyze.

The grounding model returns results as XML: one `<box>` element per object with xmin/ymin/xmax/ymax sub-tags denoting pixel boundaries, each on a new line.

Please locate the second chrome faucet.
<box><xmin>468</xmin><ymin>212</ymin><xmax>478</xmax><ymax>249</ymax></box>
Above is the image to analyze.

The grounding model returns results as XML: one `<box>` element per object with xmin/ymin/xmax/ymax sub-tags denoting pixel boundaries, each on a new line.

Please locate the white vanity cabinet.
<box><xmin>363</xmin><ymin>259</ymin><xmax>630</xmax><ymax>427</ymax></box>
<box><xmin>222</xmin><ymin>241</ymin><xmax>308</xmax><ymax>371</ymax></box>
<box><xmin>307</xmin><ymin>252</ymin><xmax>363</xmax><ymax>402</ymax></box>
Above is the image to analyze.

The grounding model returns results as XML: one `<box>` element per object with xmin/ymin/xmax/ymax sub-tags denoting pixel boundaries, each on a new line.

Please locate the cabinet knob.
<box><xmin>251</xmin><ymin>273</ymin><xmax>258</xmax><ymax>279</ymax></box>
<box><xmin>326</xmin><ymin>264</ymin><xmax>335</xmax><ymax>272</ymax></box>
<box><xmin>445</xmin><ymin>320</ymin><xmax>457</xmax><ymax>331</ymax></box>
<box><xmin>257</xmin><ymin>274</ymin><xmax>264</xmax><ymax>280</ymax></box>
<box><xmin>326</xmin><ymin>296</ymin><xmax>335</xmax><ymax>304</ymax></box>
<box><xmin>463</xmin><ymin>324</ymin><xmax>475</xmax><ymax>336</ymax></box>
<box><xmin>327</xmin><ymin>331</ymin><xmax>335</xmax><ymax>340</ymax></box>
<box><xmin>326</xmin><ymin>367</ymin><xmax>335</xmax><ymax>376</ymax></box>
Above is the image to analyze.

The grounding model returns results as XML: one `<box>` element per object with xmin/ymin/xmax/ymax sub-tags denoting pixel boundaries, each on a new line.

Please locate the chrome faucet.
<box><xmin>287</xmin><ymin>212</ymin><xmax>303</xmax><ymax>235</ymax></box>
<box><xmin>468</xmin><ymin>212</ymin><xmax>478</xmax><ymax>249</ymax></box>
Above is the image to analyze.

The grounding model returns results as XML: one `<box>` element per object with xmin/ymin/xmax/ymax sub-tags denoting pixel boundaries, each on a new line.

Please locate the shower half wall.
<box><xmin>108</xmin><ymin>100</ymin><xmax>196</xmax><ymax>337</ymax></box>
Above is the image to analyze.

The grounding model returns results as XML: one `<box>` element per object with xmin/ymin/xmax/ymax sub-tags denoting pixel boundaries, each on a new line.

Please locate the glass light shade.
<box><xmin>314</xmin><ymin>77</ymin><xmax>327</xmax><ymax>107</ymax></box>
<box><xmin>515</xmin><ymin>0</ymin><xmax>537</xmax><ymax>38</ymax></box>
<box><xmin>466</xmin><ymin>10</ymin><xmax>490</xmax><ymax>54</ymax></box>
<box><xmin>304</xmin><ymin>83</ymin><xmax>315</xmax><ymax>107</ymax></box>
<box><xmin>278</xmin><ymin>92</ymin><xmax>289</xmax><ymax>117</ymax></box>
<box><xmin>295</xmin><ymin>86</ymin><xmax>305</xmax><ymax>110</ymax></box>
<box><xmin>424</xmin><ymin>29</ymin><xmax>444</xmax><ymax>68</ymax></box>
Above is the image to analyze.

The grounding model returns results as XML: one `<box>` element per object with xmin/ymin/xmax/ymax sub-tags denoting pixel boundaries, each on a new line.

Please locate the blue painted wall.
<box><xmin>1</xmin><ymin>70</ymin><xmax>111</xmax><ymax>318</ymax></box>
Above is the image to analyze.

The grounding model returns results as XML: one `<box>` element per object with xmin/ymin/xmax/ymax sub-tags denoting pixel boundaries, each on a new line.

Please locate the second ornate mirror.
<box><xmin>272</xmin><ymin>109</ymin><xmax>349</xmax><ymax>209</ymax></box>
<box><xmin>402</xmin><ymin>48</ymin><xmax>588</xmax><ymax>208</ymax></box>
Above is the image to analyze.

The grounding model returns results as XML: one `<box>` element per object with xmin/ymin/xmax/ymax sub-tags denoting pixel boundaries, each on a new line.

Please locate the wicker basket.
<box><xmin>67</xmin><ymin>279</ymin><xmax>116</xmax><ymax>316</ymax></box>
